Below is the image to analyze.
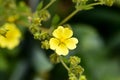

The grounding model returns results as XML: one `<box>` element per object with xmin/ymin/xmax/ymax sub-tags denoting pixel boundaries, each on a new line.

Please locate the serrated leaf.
<box><xmin>37</xmin><ymin>1</ymin><xmax>43</xmax><ymax>10</ymax></box>
<box><xmin>51</xmin><ymin>14</ymin><xmax>60</xmax><ymax>26</ymax></box>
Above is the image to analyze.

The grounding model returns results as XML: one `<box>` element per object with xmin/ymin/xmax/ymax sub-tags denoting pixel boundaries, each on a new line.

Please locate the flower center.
<box><xmin>60</xmin><ymin>38</ymin><xmax>65</xmax><ymax>43</ymax></box>
<box><xmin>57</xmin><ymin>38</ymin><xmax>67</xmax><ymax>46</ymax></box>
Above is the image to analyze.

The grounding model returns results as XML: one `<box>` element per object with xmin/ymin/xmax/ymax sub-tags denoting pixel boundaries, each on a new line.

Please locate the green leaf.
<box><xmin>71</xmin><ymin>24</ymin><xmax>104</xmax><ymax>55</ymax></box>
<box><xmin>51</xmin><ymin>14</ymin><xmax>60</xmax><ymax>26</ymax></box>
<box><xmin>37</xmin><ymin>1</ymin><xmax>43</xmax><ymax>10</ymax></box>
<box><xmin>32</xmin><ymin>45</ymin><xmax>53</xmax><ymax>73</ymax></box>
<box><xmin>0</xmin><ymin>55</ymin><xmax>8</xmax><ymax>70</ymax></box>
<box><xmin>0</xmin><ymin>0</ymin><xmax>3</xmax><ymax>4</ymax></box>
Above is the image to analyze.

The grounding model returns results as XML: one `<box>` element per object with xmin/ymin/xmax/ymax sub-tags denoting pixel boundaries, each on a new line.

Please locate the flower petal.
<box><xmin>0</xmin><ymin>36</ymin><xmax>7</xmax><ymax>48</ymax></box>
<box><xmin>7</xmin><ymin>40</ymin><xmax>19</xmax><ymax>50</ymax></box>
<box><xmin>63</xmin><ymin>28</ymin><xmax>73</xmax><ymax>39</ymax></box>
<box><xmin>52</xmin><ymin>26</ymin><xmax>73</xmax><ymax>39</ymax></box>
<box><xmin>65</xmin><ymin>38</ymin><xmax>78</xmax><ymax>50</ymax></box>
<box><xmin>56</xmin><ymin>44</ymin><xmax>69</xmax><ymax>56</ymax></box>
<box><xmin>52</xmin><ymin>26</ymin><xmax>64</xmax><ymax>38</ymax></box>
<box><xmin>49</xmin><ymin>38</ymin><xmax>59</xmax><ymax>50</ymax></box>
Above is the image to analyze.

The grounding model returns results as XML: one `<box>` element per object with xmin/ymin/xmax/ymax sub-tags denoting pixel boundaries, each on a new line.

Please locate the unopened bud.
<box><xmin>41</xmin><ymin>40</ymin><xmax>50</xmax><ymax>49</ymax></box>
<box><xmin>38</xmin><ymin>10</ymin><xmax>51</xmax><ymax>21</ymax></box>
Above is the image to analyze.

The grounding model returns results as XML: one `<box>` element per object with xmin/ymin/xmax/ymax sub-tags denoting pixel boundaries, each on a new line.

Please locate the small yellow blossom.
<box><xmin>7</xmin><ymin>15</ymin><xmax>19</xmax><ymax>22</ymax></box>
<box><xmin>49</xmin><ymin>26</ymin><xmax>78</xmax><ymax>56</ymax></box>
<box><xmin>0</xmin><ymin>23</ymin><xmax>21</xmax><ymax>50</ymax></box>
<box><xmin>79</xmin><ymin>75</ymin><xmax>87</xmax><ymax>80</ymax></box>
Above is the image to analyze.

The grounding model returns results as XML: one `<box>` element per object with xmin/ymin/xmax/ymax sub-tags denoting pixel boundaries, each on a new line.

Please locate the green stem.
<box><xmin>59</xmin><ymin>56</ymin><xmax>70</xmax><ymax>71</ymax></box>
<box><xmin>58</xmin><ymin>9</ymin><xmax>79</xmax><ymax>26</ymax></box>
<box><xmin>88</xmin><ymin>2</ymin><xmax>104</xmax><ymax>7</ymax></box>
<box><xmin>42</xmin><ymin>0</ymin><xmax>56</xmax><ymax>10</ymax></box>
<box><xmin>58</xmin><ymin>2</ymin><xmax>104</xmax><ymax>26</ymax></box>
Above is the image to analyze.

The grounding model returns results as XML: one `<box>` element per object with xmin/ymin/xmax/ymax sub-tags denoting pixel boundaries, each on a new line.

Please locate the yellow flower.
<box><xmin>49</xmin><ymin>26</ymin><xmax>78</xmax><ymax>56</ymax></box>
<box><xmin>0</xmin><ymin>23</ymin><xmax>21</xmax><ymax>50</ymax></box>
<box><xmin>7</xmin><ymin>15</ymin><xmax>19</xmax><ymax>22</ymax></box>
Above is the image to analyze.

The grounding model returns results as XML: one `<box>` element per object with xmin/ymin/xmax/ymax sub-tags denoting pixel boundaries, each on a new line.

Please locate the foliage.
<box><xmin>0</xmin><ymin>0</ymin><xmax>120</xmax><ymax>80</ymax></box>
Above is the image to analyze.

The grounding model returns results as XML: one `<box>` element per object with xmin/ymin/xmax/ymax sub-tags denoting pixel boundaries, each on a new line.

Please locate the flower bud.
<box><xmin>41</xmin><ymin>40</ymin><xmax>50</xmax><ymax>49</ymax></box>
<box><xmin>69</xmin><ymin>56</ymin><xmax>81</xmax><ymax>66</ymax></box>
<box><xmin>69</xmin><ymin>72</ymin><xmax>77</xmax><ymax>80</ymax></box>
<box><xmin>38</xmin><ymin>10</ymin><xmax>51</xmax><ymax>21</ymax></box>
<box><xmin>50</xmin><ymin>53</ymin><xmax>60</xmax><ymax>64</ymax></box>
<box><xmin>79</xmin><ymin>75</ymin><xmax>87</xmax><ymax>80</ymax></box>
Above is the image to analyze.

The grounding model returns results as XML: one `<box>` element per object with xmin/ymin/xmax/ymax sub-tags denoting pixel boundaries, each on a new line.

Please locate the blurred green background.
<box><xmin>0</xmin><ymin>0</ymin><xmax>120</xmax><ymax>80</ymax></box>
